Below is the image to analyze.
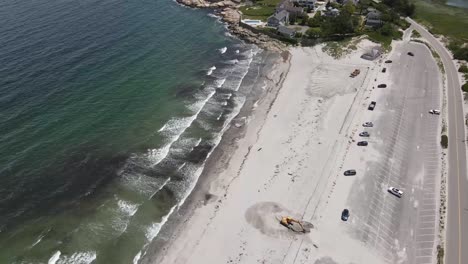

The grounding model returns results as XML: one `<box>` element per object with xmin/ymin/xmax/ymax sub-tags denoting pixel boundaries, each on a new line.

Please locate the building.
<box><xmin>365</xmin><ymin>10</ymin><xmax>382</xmax><ymax>27</ymax></box>
<box><xmin>277</xmin><ymin>25</ymin><xmax>296</xmax><ymax>38</ymax></box>
<box><xmin>267</xmin><ymin>10</ymin><xmax>290</xmax><ymax>27</ymax></box>
<box><xmin>293</xmin><ymin>0</ymin><xmax>315</xmax><ymax>9</ymax></box>
<box><xmin>361</xmin><ymin>47</ymin><xmax>382</xmax><ymax>60</ymax></box>
<box><xmin>324</xmin><ymin>7</ymin><xmax>340</xmax><ymax>17</ymax></box>
<box><xmin>277</xmin><ymin>0</ymin><xmax>306</xmax><ymax>16</ymax></box>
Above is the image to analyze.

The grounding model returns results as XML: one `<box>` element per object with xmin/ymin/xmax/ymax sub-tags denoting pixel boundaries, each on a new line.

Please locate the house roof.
<box><xmin>367</xmin><ymin>10</ymin><xmax>381</xmax><ymax>19</ymax></box>
<box><xmin>278</xmin><ymin>26</ymin><xmax>296</xmax><ymax>36</ymax></box>
<box><xmin>274</xmin><ymin>10</ymin><xmax>289</xmax><ymax>20</ymax></box>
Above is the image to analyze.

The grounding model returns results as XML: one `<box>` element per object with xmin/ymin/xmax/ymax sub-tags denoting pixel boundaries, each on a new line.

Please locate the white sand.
<box><xmin>155</xmin><ymin>41</ymin><xmax>389</xmax><ymax>264</ymax></box>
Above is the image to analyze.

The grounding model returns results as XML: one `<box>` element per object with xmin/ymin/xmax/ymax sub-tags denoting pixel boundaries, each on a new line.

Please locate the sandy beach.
<box><xmin>144</xmin><ymin>41</ymin><xmax>395</xmax><ymax>264</ymax></box>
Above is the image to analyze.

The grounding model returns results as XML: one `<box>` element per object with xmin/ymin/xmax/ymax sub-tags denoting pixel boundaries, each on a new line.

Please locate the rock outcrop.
<box><xmin>176</xmin><ymin>0</ymin><xmax>286</xmax><ymax>51</ymax></box>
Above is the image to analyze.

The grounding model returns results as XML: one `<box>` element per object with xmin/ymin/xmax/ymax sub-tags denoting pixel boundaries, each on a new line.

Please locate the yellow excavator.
<box><xmin>280</xmin><ymin>216</ymin><xmax>306</xmax><ymax>233</ymax></box>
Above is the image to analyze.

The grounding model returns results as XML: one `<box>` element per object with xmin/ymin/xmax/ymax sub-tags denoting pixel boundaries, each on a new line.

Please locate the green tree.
<box><xmin>379</xmin><ymin>23</ymin><xmax>394</xmax><ymax>36</ymax></box>
<box><xmin>343</xmin><ymin>2</ymin><xmax>356</xmax><ymax>15</ymax></box>
<box><xmin>306</xmin><ymin>27</ymin><xmax>322</xmax><ymax>38</ymax></box>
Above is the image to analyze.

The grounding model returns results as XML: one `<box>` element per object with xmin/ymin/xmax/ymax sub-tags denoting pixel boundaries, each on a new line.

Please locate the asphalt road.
<box><xmin>347</xmin><ymin>40</ymin><xmax>442</xmax><ymax>263</ymax></box>
<box><xmin>407</xmin><ymin>18</ymin><xmax>468</xmax><ymax>264</ymax></box>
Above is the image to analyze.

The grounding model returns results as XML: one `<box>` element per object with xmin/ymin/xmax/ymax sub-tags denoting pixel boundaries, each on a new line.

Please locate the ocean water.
<box><xmin>0</xmin><ymin>0</ymin><xmax>262</xmax><ymax>263</ymax></box>
<box><xmin>446</xmin><ymin>0</ymin><xmax>468</xmax><ymax>8</ymax></box>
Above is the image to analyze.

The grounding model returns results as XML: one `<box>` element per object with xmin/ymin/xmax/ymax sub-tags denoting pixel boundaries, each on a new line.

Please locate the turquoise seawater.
<box><xmin>0</xmin><ymin>0</ymin><xmax>261</xmax><ymax>263</ymax></box>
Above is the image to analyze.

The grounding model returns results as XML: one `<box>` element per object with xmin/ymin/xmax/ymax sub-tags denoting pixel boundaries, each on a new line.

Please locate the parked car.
<box><xmin>429</xmin><ymin>109</ymin><xmax>440</xmax><ymax>115</ymax></box>
<box><xmin>341</xmin><ymin>209</ymin><xmax>350</xmax><ymax>221</ymax></box>
<box><xmin>357</xmin><ymin>141</ymin><xmax>368</xmax><ymax>146</ymax></box>
<box><xmin>407</xmin><ymin>52</ymin><xmax>414</xmax><ymax>56</ymax></box>
<box><xmin>388</xmin><ymin>187</ymin><xmax>403</xmax><ymax>198</ymax></box>
<box><xmin>359</xmin><ymin>132</ymin><xmax>370</xmax><ymax>137</ymax></box>
<box><xmin>377</xmin><ymin>84</ymin><xmax>387</xmax><ymax>88</ymax></box>
<box><xmin>385</xmin><ymin>60</ymin><xmax>392</xmax><ymax>63</ymax></box>
<box><xmin>363</xmin><ymin>122</ymin><xmax>373</xmax><ymax>127</ymax></box>
<box><xmin>382</xmin><ymin>68</ymin><xmax>386</xmax><ymax>73</ymax></box>
<box><xmin>368</xmin><ymin>101</ymin><xmax>376</xmax><ymax>110</ymax></box>
<box><xmin>344</xmin><ymin>169</ymin><xmax>356</xmax><ymax>176</ymax></box>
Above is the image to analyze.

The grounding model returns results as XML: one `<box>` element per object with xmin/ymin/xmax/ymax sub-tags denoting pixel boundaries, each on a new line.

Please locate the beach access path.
<box><xmin>151</xmin><ymin>41</ymin><xmax>392</xmax><ymax>264</ymax></box>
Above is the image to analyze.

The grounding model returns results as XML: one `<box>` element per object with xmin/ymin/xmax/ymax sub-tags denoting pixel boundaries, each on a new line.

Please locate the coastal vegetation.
<box><xmin>239</xmin><ymin>0</ymin><xmax>282</xmax><ymax>20</ymax></box>
<box><xmin>412</xmin><ymin>0</ymin><xmax>468</xmax><ymax>61</ymax></box>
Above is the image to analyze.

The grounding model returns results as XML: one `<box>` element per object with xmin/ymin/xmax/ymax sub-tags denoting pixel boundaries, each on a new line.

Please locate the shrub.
<box><xmin>459</xmin><ymin>64</ymin><xmax>468</xmax><ymax>73</ymax></box>
<box><xmin>441</xmin><ymin>135</ymin><xmax>448</xmax><ymax>149</ymax></box>
<box><xmin>462</xmin><ymin>82</ymin><xmax>468</xmax><ymax>93</ymax></box>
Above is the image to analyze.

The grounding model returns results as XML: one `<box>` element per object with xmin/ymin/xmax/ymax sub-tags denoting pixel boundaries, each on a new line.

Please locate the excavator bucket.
<box><xmin>279</xmin><ymin>216</ymin><xmax>309</xmax><ymax>233</ymax></box>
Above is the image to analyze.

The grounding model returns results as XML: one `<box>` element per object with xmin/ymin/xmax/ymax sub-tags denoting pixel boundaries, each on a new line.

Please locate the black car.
<box><xmin>377</xmin><ymin>84</ymin><xmax>387</xmax><ymax>88</ymax></box>
<box><xmin>407</xmin><ymin>52</ymin><xmax>414</xmax><ymax>56</ymax></box>
<box><xmin>382</xmin><ymin>68</ymin><xmax>386</xmax><ymax>73</ymax></box>
<box><xmin>357</xmin><ymin>141</ymin><xmax>368</xmax><ymax>146</ymax></box>
<box><xmin>341</xmin><ymin>209</ymin><xmax>350</xmax><ymax>221</ymax></box>
<box><xmin>344</xmin><ymin>170</ymin><xmax>356</xmax><ymax>176</ymax></box>
<box><xmin>385</xmin><ymin>60</ymin><xmax>392</xmax><ymax>63</ymax></box>
<box><xmin>368</xmin><ymin>101</ymin><xmax>376</xmax><ymax>110</ymax></box>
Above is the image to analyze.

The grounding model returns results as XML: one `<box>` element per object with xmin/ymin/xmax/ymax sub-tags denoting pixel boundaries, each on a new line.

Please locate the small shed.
<box><xmin>361</xmin><ymin>47</ymin><xmax>382</xmax><ymax>60</ymax></box>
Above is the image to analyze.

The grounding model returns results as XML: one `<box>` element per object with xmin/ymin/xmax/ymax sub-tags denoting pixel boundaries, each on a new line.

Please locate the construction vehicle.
<box><xmin>350</xmin><ymin>69</ymin><xmax>360</xmax><ymax>78</ymax></box>
<box><xmin>280</xmin><ymin>216</ymin><xmax>306</xmax><ymax>233</ymax></box>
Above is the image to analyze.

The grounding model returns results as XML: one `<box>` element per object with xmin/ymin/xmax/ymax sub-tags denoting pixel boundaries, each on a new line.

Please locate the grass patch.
<box><xmin>321</xmin><ymin>37</ymin><xmax>363</xmax><ymax>59</ymax></box>
<box><xmin>441</xmin><ymin>134</ymin><xmax>448</xmax><ymax>149</ymax></box>
<box><xmin>239</xmin><ymin>0</ymin><xmax>282</xmax><ymax>21</ymax></box>
<box><xmin>411</xmin><ymin>30</ymin><xmax>421</xmax><ymax>39</ymax></box>
<box><xmin>413</xmin><ymin>0</ymin><xmax>468</xmax><ymax>42</ymax></box>
<box><xmin>366</xmin><ymin>31</ymin><xmax>393</xmax><ymax>50</ymax></box>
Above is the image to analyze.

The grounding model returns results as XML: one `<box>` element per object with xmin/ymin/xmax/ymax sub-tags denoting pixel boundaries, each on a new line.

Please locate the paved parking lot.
<box><xmin>347</xmin><ymin>41</ymin><xmax>441</xmax><ymax>263</ymax></box>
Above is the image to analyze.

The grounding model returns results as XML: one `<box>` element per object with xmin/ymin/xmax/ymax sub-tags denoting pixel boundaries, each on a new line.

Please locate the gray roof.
<box><xmin>274</xmin><ymin>10</ymin><xmax>289</xmax><ymax>20</ymax></box>
<box><xmin>278</xmin><ymin>26</ymin><xmax>295</xmax><ymax>36</ymax></box>
<box><xmin>367</xmin><ymin>11</ymin><xmax>381</xmax><ymax>19</ymax></box>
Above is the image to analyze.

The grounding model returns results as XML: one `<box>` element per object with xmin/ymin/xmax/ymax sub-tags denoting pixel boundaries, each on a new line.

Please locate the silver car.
<box><xmin>388</xmin><ymin>187</ymin><xmax>403</xmax><ymax>198</ymax></box>
<box><xmin>359</xmin><ymin>132</ymin><xmax>370</xmax><ymax>137</ymax></box>
<box><xmin>363</xmin><ymin>122</ymin><xmax>373</xmax><ymax>127</ymax></box>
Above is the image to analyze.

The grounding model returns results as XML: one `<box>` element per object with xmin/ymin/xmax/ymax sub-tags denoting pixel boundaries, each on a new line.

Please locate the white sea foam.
<box><xmin>117</xmin><ymin>200</ymin><xmax>139</xmax><ymax>216</ymax></box>
<box><xmin>133</xmin><ymin>251</ymin><xmax>142</xmax><ymax>264</ymax></box>
<box><xmin>193</xmin><ymin>138</ymin><xmax>202</xmax><ymax>148</ymax></box>
<box><xmin>207</xmin><ymin>66</ymin><xmax>216</xmax><ymax>76</ymax></box>
<box><xmin>226</xmin><ymin>59</ymin><xmax>239</xmax><ymax>65</ymax></box>
<box><xmin>145</xmin><ymin>205</ymin><xmax>177</xmax><ymax>241</ymax></box>
<box><xmin>48</xmin><ymin>251</ymin><xmax>61</xmax><ymax>264</ymax></box>
<box><xmin>138</xmin><ymin>93</ymin><xmax>248</xmax><ymax>257</ymax></box>
<box><xmin>177</xmin><ymin>162</ymin><xmax>186</xmax><ymax>171</ymax></box>
<box><xmin>157</xmin><ymin>124</ymin><xmax>167</xmax><ymax>132</ymax></box>
<box><xmin>149</xmin><ymin>177</ymin><xmax>171</xmax><ymax>200</ymax></box>
<box><xmin>56</xmin><ymin>251</ymin><xmax>96</xmax><ymax>264</ymax></box>
<box><xmin>253</xmin><ymin>100</ymin><xmax>259</xmax><ymax>109</ymax></box>
<box><xmin>219</xmin><ymin>47</ymin><xmax>227</xmax><ymax>54</ymax></box>
<box><xmin>30</xmin><ymin>233</ymin><xmax>45</xmax><ymax>248</ymax></box>
<box><xmin>214</xmin><ymin>78</ymin><xmax>226</xmax><ymax>88</ymax></box>
<box><xmin>147</xmin><ymin>87</ymin><xmax>218</xmax><ymax>166</ymax></box>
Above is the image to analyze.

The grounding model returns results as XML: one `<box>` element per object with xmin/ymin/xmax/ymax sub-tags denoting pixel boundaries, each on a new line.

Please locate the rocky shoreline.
<box><xmin>177</xmin><ymin>0</ymin><xmax>286</xmax><ymax>51</ymax></box>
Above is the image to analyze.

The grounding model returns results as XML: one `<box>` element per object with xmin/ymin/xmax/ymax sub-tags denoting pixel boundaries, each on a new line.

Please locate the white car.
<box><xmin>388</xmin><ymin>187</ymin><xmax>403</xmax><ymax>198</ymax></box>
<box><xmin>429</xmin><ymin>109</ymin><xmax>440</xmax><ymax>115</ymax></box>
<box><xmin>363</xmin><ymin>122</ymin><xmax>373</xmax><ymax>127</ymax></box>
